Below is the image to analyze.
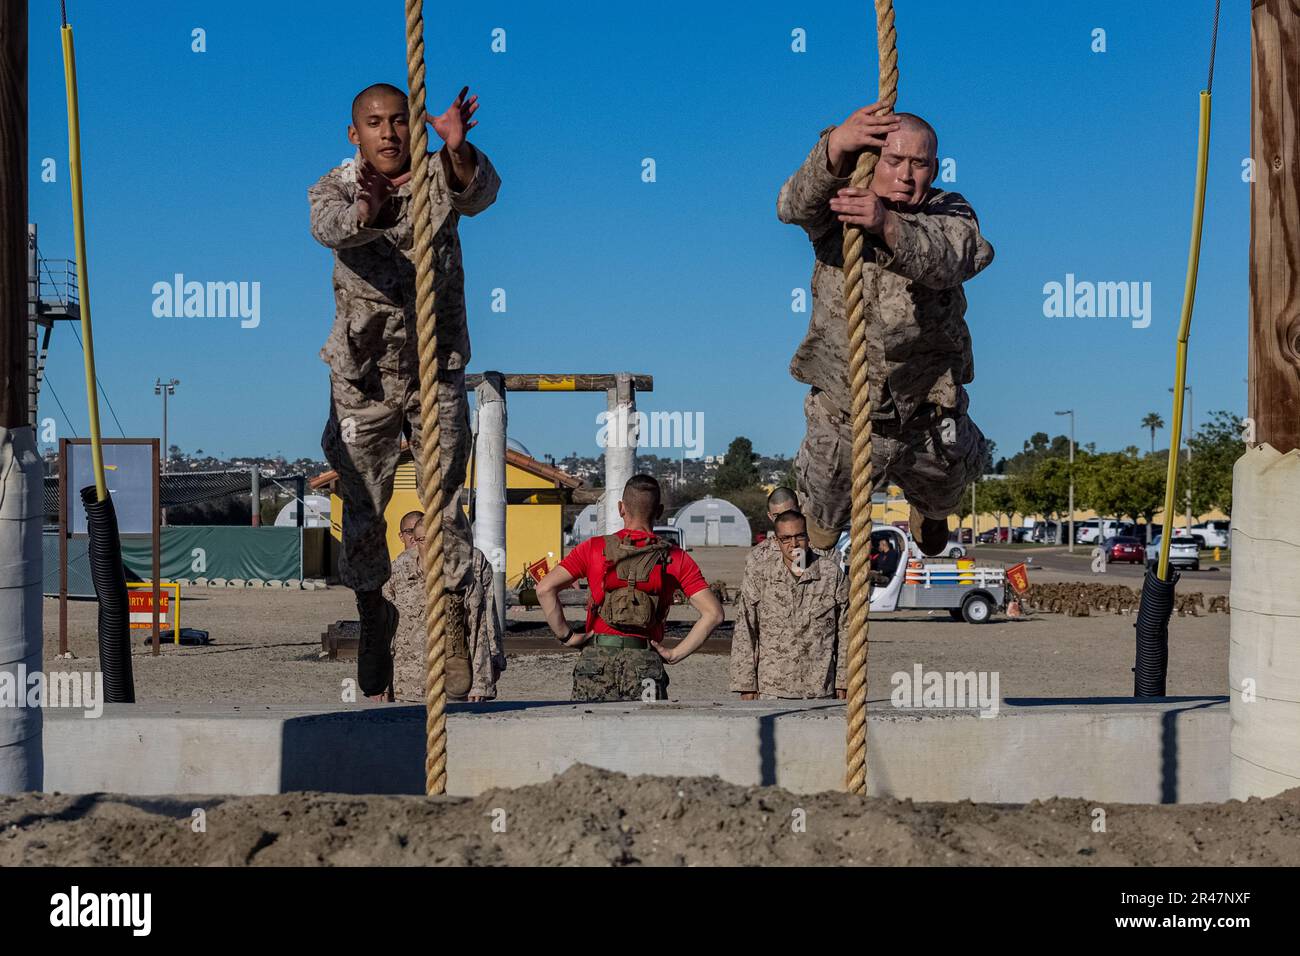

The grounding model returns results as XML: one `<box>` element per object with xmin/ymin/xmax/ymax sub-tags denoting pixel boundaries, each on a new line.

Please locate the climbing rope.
<box><xmin>843</xmin><ymin>0</ymin><xmax>899</xmax><ymax>796</ymax></box>
<box><xmin>404</xmin><ymin>0</ymin><xmax>449</xmax><ymax>797</ymax></box>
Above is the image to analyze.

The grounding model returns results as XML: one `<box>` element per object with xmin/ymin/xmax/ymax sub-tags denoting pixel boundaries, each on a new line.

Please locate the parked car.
<box><xmin>1101</xmin><ymin>535</ymin><xmax>1145</xmax><ymax>565</ymax></box>
<box><xmin>1184</xmin><ymin>520</ymin><xmax>1230</xmax><ymax>549</ymax></box>
<box><xmin>977</xmin><ymin>528</ymin><xmax>1012</xmax><ymax>544</ymax></box>
<box><xmin>1146</xmin><ymin>535</ymin><xmax>1201</xmax><ymax>571</ymax></box>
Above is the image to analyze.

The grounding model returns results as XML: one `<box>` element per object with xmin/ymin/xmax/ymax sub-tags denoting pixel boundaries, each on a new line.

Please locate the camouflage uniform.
<box><xmin>730</xmin><ymin>546</ymin><xmax>849</xmax><ymax>699</ymax></box>
<box><xmin>384</xmin><ymin>546</ymin><xmax>503</xmax><ymax>702</ymax></box>
<box><xmin>777</xmin><ymin>127</ymin><xmax>994</xmax><ymax>533</ymax></box>
<box><xmin>572</xmin><ymin>644</ymin><xmax>668</xmax><ymax>702</ymax></box>
<box><xmin>310</xmin><ymin>146</ymin><xmax>501</xmax><ymax>593</ymax></box>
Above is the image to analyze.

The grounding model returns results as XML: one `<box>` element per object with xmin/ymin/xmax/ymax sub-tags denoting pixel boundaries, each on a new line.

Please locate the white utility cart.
<box><xmin>835</xmin><ymin>525</ymin><xmax>1009</xmax><ymax>624</ymax></box>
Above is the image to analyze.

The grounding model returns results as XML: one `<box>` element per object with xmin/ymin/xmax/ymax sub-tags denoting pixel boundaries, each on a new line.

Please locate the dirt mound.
<box><xmin>3</xmin><ymin>766</ymin><xmax>1298</xmax><ymax>866</ymax></box>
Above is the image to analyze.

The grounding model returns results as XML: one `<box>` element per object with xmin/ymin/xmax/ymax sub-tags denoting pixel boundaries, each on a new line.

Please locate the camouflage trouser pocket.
<box><xmin>571</xmin><ymin>651</ymin><xmax>609</xmax><ymax>702</ymax></box>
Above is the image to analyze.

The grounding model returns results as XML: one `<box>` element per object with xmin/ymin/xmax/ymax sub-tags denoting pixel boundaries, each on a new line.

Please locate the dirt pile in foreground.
<box><xmin>3</xmin><ymin>765</ymin><xmax>1297</xmax><ymax>866</ymax></box>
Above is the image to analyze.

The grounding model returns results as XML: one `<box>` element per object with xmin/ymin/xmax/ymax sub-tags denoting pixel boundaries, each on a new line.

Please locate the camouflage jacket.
<box><xmin>383</xmin><ymin>546</ymin><xmax>501</xmax><ymax>701</ymax></box>
<box><xmin>730</xmin><ymin>545</ymin><xmax>849</xmax><ymax>698</ymax></box>
<box><xmin>777</xmin><ymin>127</ymin><xmax>994</xmax><ymax>422</ymax></box>
<box><xmin>308</xmin><ymin>146</ymin><xmax>501</xmax><ymax>382</ymax></box>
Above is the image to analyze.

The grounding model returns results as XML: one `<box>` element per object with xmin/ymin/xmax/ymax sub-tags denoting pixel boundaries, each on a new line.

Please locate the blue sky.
<box><xmin>27</xmin><ymin>0</ymin><xmax>1248</xmax><ymax>464</ymax></box>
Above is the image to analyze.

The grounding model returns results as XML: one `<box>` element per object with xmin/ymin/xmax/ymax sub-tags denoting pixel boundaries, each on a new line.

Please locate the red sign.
<box><xmin>128</xmin><ymin>590</ymin><xmax>171</xmax><ymax>628</ymax></box>
<box><xmin>1006</xmin><ymin>563</ymin><xmax>1030</xmax><ymax>595</ymax></box>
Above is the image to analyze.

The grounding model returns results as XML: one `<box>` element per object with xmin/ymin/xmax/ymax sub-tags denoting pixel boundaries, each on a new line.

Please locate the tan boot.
<box><xmin>909</xmin><ymin>505</ymin><xmax>950</xmax><ymax>557</ymax></box>
<box><xmin>804</xmin><ymin>513</ymin><xmax>843</xmax><ymax>551</ymax></box>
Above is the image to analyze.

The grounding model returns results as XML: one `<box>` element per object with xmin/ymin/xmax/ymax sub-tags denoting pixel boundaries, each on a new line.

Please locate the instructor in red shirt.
<box><xmin>536</xmin><ymin>474</ymin><xmax>724</xmax><ymax>701</ymax></box>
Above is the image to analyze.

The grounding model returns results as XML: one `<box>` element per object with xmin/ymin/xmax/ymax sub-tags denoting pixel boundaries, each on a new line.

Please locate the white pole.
<box><xmin>603</xmin><ymin>372</ymin><xmax>636</xmax><ymax>534</ymax></box>
<box><xmin>473</xmin><ymin>372</ymin><xmax>507</xmax><ymax>636</ymax></box>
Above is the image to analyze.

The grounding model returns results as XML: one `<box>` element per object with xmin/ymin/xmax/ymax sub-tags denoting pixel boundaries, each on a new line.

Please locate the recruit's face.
<box><xmin>348</xmin><ymin>93</ymin><xmax>411</xmax><ymax>177</ymax></box>
<box><xmin>775</xmin><ymin>520</ymin><xmax>810</xmax><ymax>567</ymax></box>
<box><xmin>870</xmin><ymin>126</ymin><xmax>937</xmax><ymax>209</ymax></box>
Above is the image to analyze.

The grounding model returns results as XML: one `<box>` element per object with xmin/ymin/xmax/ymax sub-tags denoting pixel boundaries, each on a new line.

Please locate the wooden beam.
<box><xmin>0</xmin><ymin>1</ymin><xmax>27</xmax><ymax>427</ymax></box>
<box><xmin>1251</xmin><ymin>0</ymin><xmax>1300</xmax><ymax>453</ymax></box>
<box><xmin>463</xmin><ymin>373</ymin><xmax>653</xmax><ymax>393</ymax></box>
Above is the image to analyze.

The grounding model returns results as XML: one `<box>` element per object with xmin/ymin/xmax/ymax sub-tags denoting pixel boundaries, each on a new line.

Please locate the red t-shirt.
<box><xmin>559</xmin><ymin>529</ymin><xmax>709</xmax><ymax>641</ymax></box>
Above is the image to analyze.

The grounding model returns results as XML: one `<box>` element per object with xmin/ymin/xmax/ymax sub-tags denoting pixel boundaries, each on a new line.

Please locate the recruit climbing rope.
<box><xmin>403</xmin><ymin>0</ymin><xmax>450</xmax><ymax>796</ymax></box>
<box><xmin>843</xmin><ymin>0</ymin><xmax>899</xmax><ymax>796</ymax></box>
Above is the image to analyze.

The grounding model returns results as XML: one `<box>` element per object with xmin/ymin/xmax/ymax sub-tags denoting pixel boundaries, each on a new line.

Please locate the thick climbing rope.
<box><xmin>843</xmin><ymin>0</ymin><xmax>899</xmax><ymax>796</ymax></box>
<box><xmin>404</xmin><ymin>0</ymin><xmax>450</xmax><ymax>797</ymax></box>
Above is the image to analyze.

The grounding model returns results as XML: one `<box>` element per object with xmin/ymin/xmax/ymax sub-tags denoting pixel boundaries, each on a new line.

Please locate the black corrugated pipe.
<box><xmin>1133</xmin><ymin>566</ymin><xmax>1178</xmax><ymax>697</ymax></box>
<box><xmin>81</xmin><ymin>485</ymin><xmax>134</xmax><ymax>703</ymax></box>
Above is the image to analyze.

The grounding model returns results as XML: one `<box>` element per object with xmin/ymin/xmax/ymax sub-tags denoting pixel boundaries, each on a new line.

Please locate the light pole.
<box><xmin>154</xmin><ymin>378</ymin><xmax>178</xmax><ymax>471</ymax></box>
<box><xmin>1169</xmin><ymin>385</ymin><xmax>1193</xmax><ymax>532</ymax></box>
<box><xmin>1055</xmin><ymin>409</ymin><xmax>1075</xmax><ymax>553</ymax></box>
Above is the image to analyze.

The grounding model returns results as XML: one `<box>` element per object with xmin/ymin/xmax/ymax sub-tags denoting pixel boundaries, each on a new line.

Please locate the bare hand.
<box><xmin>827</xmin><ymin>101</ymin><xmax>900</xmax><ymax>174</ymax></box>
<box><xmin>425</xmin><ymin>85</ymin><xmax>479</xmax><ymax>153</ymax></box>
<box><xmin>650</xmin><ymin>639</ymin><xmax>676</xmax><ymax>664</ymax></box>
<box><xmin>829</xmin><ymin>187</ymin><xmax>886</xmax><ymax>233</ymax></box>
<box><xmin>836</xmin><ymin>689</ymin><xmax>847</xmax><ymax>700</ymax></box>
<box><xmin>468</xmin><ymin>695</ymin><xmax>484</xmax><ymax>703</ymax></box>
<box><xmin>355</xmin><ymin>160</ymin><xmax>410</xmax><ymax>225</ymax></box>
<box><xmin>740</xmin><ymin>692</ymin><xmax>757</xmax><ymax>701</ymax></box>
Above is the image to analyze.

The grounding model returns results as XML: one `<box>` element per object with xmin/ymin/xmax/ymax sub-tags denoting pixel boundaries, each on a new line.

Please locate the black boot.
<box><xmin>356</xmin><ymin>588</ymin><xmax>397</xmax><ymax>698</ymax></box>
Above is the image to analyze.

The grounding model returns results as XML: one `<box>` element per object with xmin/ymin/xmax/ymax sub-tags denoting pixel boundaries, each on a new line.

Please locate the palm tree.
<box><xmin>1141</xmin><ymin>412</ymin><xmax>1164</xmax><ymax>454</ymax></box>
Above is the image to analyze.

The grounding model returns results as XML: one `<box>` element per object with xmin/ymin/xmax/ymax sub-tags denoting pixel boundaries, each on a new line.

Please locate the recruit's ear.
<box><xmin>347</xmin><ymin>124</ymin><xmax>360</xmax><ymax>146</ymax></box>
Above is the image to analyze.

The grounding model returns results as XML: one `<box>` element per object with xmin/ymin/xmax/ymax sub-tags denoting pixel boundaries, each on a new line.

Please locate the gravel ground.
<box><xmin>43</xmin><ymin>546</ymin><xmax>1230</xmax><ymax>704</ymax></box>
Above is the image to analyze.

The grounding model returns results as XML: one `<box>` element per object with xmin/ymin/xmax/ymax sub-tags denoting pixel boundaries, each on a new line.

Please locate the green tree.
<box><xmin>980</xmin><ymin>477</ymin><xmax>1018</xmax><ymax>541</ymax></box>
<box><xmin>1141</xmin><ymin>412</ymin><xmax>1164</xmax><ymax>454</ymax></box>
<box><xmin>713</xmin><ymin>436</ymin><xmax>761</xmax><ymax>494</ymax></box>
<box><xmin>1185</xmin><ymin>410</ymin><xmax>1242</xmax><ymax>517</ymax></box>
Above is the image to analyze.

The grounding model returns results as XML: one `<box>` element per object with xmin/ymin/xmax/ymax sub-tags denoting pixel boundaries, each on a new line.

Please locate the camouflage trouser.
<box><xmin>795</xmin><ymin>386</ymin><xmax>985</xmax><ymax>532</ymax></box>
<box><xmin>571</xmin><ymin>644</ymin><xmax>669</xmax><ymax>702</ymax></box>
<box><xmin>322</xmin><ymin>366</ymin><xmax>472</xmax><ymax>593</ymax></box>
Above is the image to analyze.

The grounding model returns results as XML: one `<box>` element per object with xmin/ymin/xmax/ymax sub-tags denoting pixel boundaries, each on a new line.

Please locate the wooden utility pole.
<box><xmin>0</xmin><ymin>0</ymin><xmax>42</xmax><ymax>793</ymax></box>
<box><xmin>1250</xmin><ymin>0</ymin><xmax>1300</xmax><ymax>453</ymax></box>
<box><xmin>1</xmin><ymin>2</ymin><xmax>26</xmax><ymax>427</ymax></box>
<box><xmin>1232</xmin><ymin>0</ymin><xmax>1300</xmax><ymax>801</ymax></box>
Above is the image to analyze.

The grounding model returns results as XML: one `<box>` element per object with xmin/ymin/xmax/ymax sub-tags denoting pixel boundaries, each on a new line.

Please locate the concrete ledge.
<box><xmin>41</xmin><ymin>698</ymin><xmax>1229</xmax><ymax>803</ymax></box>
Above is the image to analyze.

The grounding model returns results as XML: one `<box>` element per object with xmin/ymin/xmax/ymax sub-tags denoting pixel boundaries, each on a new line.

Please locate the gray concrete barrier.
<box><xmin>41</xmin><ymin>698</ymin><xmax>1229</xmax><ymax>803</ymax></box>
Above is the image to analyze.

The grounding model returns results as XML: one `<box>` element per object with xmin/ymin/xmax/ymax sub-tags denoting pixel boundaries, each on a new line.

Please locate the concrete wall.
<box><xmin>41</xmin><ymin>698</ymin><xmax>1230</xmax><ymax>803</ymax></box>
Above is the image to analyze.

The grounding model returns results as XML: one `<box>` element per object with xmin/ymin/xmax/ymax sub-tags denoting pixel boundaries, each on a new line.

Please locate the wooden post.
<box><xmin>1231</xmin><ymin>0</ymin><xmax>1300</xmax><ymax>800</ymax></box>
<box><xmin>0</xmin><ymin>2</ymin><xmax>26</xmax><ymax>427</ymax></box>
<box><xmin>1250</xmin><ymin>0</ymin><xmax>1300</xmax><ymax>452</ymax></box>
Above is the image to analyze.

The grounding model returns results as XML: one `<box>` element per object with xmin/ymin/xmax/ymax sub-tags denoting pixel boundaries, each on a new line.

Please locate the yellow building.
<box><xmin>312</xmin><ymin>447</ymin><xmax>581</xmax><ymax>588</ymax></box>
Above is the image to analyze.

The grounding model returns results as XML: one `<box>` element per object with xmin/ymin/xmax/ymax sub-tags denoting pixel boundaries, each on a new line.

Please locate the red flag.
<box><xmin>1006</xmin><ymin>562</ymin><xmax>1030</xmax><ymax>595</ymax></box>
<box><xmin>526</xmin><ymin>557</ymin><xmax>550</xmax><ymax>584</ymax></box>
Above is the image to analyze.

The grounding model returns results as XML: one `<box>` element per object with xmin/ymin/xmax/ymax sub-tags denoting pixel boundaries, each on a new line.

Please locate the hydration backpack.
<box><xmin>597</xmin><ymin>533</ymin><xmax>672</xmax><ymax>632</ymax></box>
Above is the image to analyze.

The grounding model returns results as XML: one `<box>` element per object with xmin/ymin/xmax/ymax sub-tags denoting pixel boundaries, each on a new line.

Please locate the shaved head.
<box><xmin>774</xmin><ymin>510</ymin><xmax>806</xmax><ymax>533</ymax></box>
<box><xmin>351</xmin><ymin>83</ymin><xmax>407</xmax><ymax>124</ymax></box>
<box><xmin>893</xmin><ymin>112</ymin><xmax>938</xmax><ymax>159</ymax></box>
<box><xmin>767</xmin><ymin>487</ymin><xmax>798</xmax><ymax>513</ymax></box>
<box><xmin>621</xmin><ymin>474</ymin><xmax>662</xmax><ymax>521</ymax></box>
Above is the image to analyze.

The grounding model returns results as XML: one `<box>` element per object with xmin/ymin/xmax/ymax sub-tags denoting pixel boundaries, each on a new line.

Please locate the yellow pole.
<box><xmin>1157</xmin><ymin>91</ymin><xmax>1211</xmax><ymax>581</ymax></box>
<box><xmin>60</xmin><ymin>23</ymin><xmax>107</xmax><ymax>502</ymax></box>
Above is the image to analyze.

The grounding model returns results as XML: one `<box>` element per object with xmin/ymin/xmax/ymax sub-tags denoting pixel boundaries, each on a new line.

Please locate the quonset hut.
<box><xmin>670</xmin><ymin>496</ymin><xmax>752</xmax><ymax>546</ymax></box>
